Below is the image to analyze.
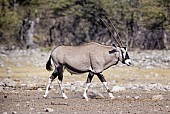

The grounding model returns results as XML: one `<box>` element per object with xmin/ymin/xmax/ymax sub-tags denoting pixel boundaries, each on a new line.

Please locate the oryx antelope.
<box><xmin>43</xmin><ymin>19</ymin><xmax>131</xmax><ymax>101</ymax></box>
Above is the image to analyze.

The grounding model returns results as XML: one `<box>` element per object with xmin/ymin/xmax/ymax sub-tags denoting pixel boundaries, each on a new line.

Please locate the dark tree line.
<box><xmin>0</xmin><ymin>0</ymin><xmax>170</xmax><ymax>49</ymax></box>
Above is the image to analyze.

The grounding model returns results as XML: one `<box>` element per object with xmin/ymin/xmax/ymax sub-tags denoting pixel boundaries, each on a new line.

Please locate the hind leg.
<box><xmin>57</xmin><ymin>67</ymin><xmax>68</xmax><ymax>99</ymax></box>
<box><xmin>43</xmin><ymin>68</ymin><xmax>58</xmax><ymax>98</ymax></box>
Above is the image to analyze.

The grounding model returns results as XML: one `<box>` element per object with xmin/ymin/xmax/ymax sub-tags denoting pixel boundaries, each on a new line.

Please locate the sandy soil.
<box><xmin>1</xmin><ymin>87</ymin><xmax>170</xmax><ymax>114</ymax></box>
<box><xmin>0</xmin><ymin>49</ymin><xmax>170</xmax><ymax>114</ymax></box>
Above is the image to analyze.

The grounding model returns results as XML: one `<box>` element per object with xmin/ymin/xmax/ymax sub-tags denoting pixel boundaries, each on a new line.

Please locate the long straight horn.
<box><xmin>100</xmin><ymin>18</ymin><xmax>121</xmax><ymax>47</ymax></box>
<box><xmin>109</xmin><ymin>19</ymin><xmax>124</xmax><ymax>47</ymax></box>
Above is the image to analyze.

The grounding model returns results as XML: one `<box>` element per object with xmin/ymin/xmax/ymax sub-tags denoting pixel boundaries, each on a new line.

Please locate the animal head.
<box><xmin>111</xmin><ymin>44</ymin><xmax>131</xmax><ymax>66</ymax></box>
<box><xmin>101</xmin><ymin>18</ymin><xmax>131</xmax><ymax>66</ymax></box>
<box><xmin>119</xmin><ymin>46</ymin><xmax>131</xmax><ymax>66</ymax></box>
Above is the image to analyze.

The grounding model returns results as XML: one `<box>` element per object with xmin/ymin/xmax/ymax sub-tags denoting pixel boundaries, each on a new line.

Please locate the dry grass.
<box><xmin>0</xmin><ymin>63</ymin><xmax>169</xmax><ymax>86</ymax></box>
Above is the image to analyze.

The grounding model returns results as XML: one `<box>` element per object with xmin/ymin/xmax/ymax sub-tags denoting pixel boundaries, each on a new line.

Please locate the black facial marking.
<box><xmin>121</xmin><ymin>47</ymin><xmax>130</xmax><ymax>64</ymax></box>
<box><xmin>109</xmin><ymin>49</ymin><xmax>117</xmax><ymax>54</ymax></box>
<box><xmin>121</xmin><ymin>50</ymin><xmax>125</xmax><ymax>64</ymax></box>
<box><xmin>123</xmin><ymin>47</ymin><xmax>126</xmax><ymax>50</ymax></box>
<box><xmin>125</xmin><ymin>52</ymin><xmax>130</xmax><ymax>59</ymax></box>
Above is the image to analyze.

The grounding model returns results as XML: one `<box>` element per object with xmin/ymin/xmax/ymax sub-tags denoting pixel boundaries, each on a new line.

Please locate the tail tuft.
<box><xmin>46</xmin><ymin>56</ymin><xmax>53</xmax><ymax>71</ymax></box>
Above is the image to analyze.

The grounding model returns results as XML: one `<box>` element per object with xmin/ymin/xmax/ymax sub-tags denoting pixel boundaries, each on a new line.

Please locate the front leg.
<box><xmin>96</xmin><ymin>73</ymin><xmax>115</xmax><ymax>99</ymax></box>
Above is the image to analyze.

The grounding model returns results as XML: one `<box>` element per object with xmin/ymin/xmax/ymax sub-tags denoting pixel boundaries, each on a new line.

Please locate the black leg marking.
<box><xmin>57</xmin><ymin>67</ymin><xmax>68</xmax><ymax>99</ymax></box>
<box><xmin>57</xmin><ymin>67</ymin><xmax>64</xmax><ymax>81</ymax></box>
<box><xmin>50</xmin><ymin>71</ymin><xmax>58</xmax><ymax>81</ymax></box>
<box><xmin>96</xmin><ymin>73</ymin><xmax>115</xmax><ymax>99</ymax></box>
<box><xmin>83</xmin><ymin>72</ymin><xmax>94</xmax><ymax>101</ymax></box>
<box><xmin>96</xmin><ymin>73</ymin><xmax>106</xmax><ymax>82</ymax></box>
<box><xmin>86</xmin><ymin>72</ymin><xmax>94</xmax><ymax>83</ymax></box>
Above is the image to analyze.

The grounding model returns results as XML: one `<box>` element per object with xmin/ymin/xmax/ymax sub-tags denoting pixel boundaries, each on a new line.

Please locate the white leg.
<box><xmin>103</xmin><ymin>82</ymin><xmax>115</xmax><ymax>99</ymax></box>
<box><xmin>83</xmin><ymin>83</ymin><xmax>91</xmax><ymax>101</ymax></box>
<box><xmin>58</xmin><ymin>80</ymin><xmax>68</xmax><ymax>99</ymax></box>
<box><xmin>43</xmin><ymin>78</ymin><xmax>52</xmax><ymax>98</ymax></box>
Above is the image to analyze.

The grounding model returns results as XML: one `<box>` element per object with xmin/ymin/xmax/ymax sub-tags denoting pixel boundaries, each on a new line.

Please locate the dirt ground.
<box><xmin>1</xmin><ymin>89</ymin><xmax>170</xmax><ymax>114</ymax></box>
<box><xmin>0</xmin><ymin>49</ymin><xmax>170</xmax><ymax>114</ymax></box>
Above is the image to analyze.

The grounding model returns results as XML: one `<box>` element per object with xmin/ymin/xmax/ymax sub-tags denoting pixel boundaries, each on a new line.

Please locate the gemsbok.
<box><xmin>43</xmin><ymin>19</ymin><xmax>131</xmax><ymax>101</ymax></box>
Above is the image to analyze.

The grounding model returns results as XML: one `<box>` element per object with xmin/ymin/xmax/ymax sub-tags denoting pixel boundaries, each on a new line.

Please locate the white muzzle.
<box><xmin>125</xmin><ymin>59</ymin><xmax>131</xmax><ymax>66</ymax></box>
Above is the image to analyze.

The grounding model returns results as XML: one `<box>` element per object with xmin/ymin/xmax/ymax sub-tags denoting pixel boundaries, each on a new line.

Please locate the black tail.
<box><xmin>46</xmin><ymin>56</ymin><xmax>53</xmax><ymax>71</ymax></box>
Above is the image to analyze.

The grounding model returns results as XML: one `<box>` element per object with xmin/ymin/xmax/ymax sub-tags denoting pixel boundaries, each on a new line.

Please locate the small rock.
<box><xmin>51</xmin><ymin>101</ymin><xmax>56</xmax><ymax>105</ymax></box>
<box><xmin>37</xmin><ymin>88</ymin><xmax>43</xmax><ymax>91</ymax></box>
<box><xmin>112</xmin><ymin>86</ymin><xmax>126</xmax><ymax>92</ymax></box>
<box><xmin>20</xmin><ymin>84</ymin><xmax>27</xmax><ymax>86</ymax></box>
<box><xmin>146</xmin><ymin>66</ymin><xmax>154</xmax><ymax>69</ymax></box>
<box><xmin>134</xmin><ymin>96</ymin><xmax>140</xmax><ymax>99</ymax></box>
<box><xmin>12</xmin><ymin>111</ymin><xmax>17</xmax><ymax>114</ymax></box>
<box><xmin>16</xmin><ymin>104</ymin><xmax>20</xmax><ymax>107</ymax></box>
<box><xmin>4</xmin><ymin>95</ymin><xmax>7</xmax><ymax>98</ymax></box>
<box><xmin>1</xmin><ymin>78</ymin><xmax>16</xmax><ymax>87</ymax></box>
<box><xmin>126</xmin><ymin>84</ymin><xmax>138</xmax><ymax>90</ymax></box>
<box><xmin>70</xmin><ymin>85</ymin><xmax>76</xmax><ymax>92</ymax></box>
<box><xmin>154</xmin><ymin>73</ymin><xmax>159</xmax><ymax>77</ymax></box>
<box><xmin>0</xmin><ymin>81</ymin><xmax>4</xmax><ymax>86</ymax></box>
<box><xmin>0</xmin><ymin>86</ymin><xmax>3</xmax><ymax>92</ymax></box>
<box><xmin>164</xmin><ymin>85</ymin><xmax>170</xmax><ymax>91</ymax></box>
<box><xmin>111</xmin><ymin>80</ymin><xmax>116</xmax><ymax>85</ymax></box>
<box><xmin>6</xmin><ymin>67</ymin><xmax>13</xmax><ymax>74</ymax></box>
<box><xmin>152</xmin><ymin>95</ymin><xmax>164</xmax><ymax>101</ymax></box>
<box><xmin>125</xmin><ymin>96</ymin><xmax>130</xmax><ymax>99</ymax></box>
<box><xmin>0</xmin><ymin>62</ymin><xmax>5</xmax><ymax>67</ymax></box>
<box><xmin>91</xmin><ymin>90</ymin><xmax>104</xmax><ymax>98</ymax></box>
<box><xmin>27</xmin><ymin>83</ymin><xmax>36</xmax><ymax>87</ymax></box>
<box><xmin>29</xmin><ymin>107</ymin><xmax>35</xmax><ymax>111</ymax></box>
<box><xmin>51</xmin><ymin>101</ymin><xmax>69</xmax><ymax>106</ymax></box>
<box><xmin>2</xmin><ymin>112</ymin><xmax>7</xmax><ymax>114</ymax></box>
<box><xmin>75</xmin><ymin>86</ymin><xmax>83</xmax><ymax>92</ymax></box>
<box><xmin>44</xmin><ymin>108</ymin><xmax>54</xmax><ymax>112</ymax></box>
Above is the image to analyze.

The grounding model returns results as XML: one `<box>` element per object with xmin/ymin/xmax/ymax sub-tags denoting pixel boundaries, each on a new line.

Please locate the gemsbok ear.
<box><xmin>109</xmin><ymin>44</ymin><xmax>118</xmax><ymax>54</ymax></box>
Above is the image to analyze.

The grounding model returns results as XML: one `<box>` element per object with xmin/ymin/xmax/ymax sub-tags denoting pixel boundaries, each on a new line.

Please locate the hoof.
<box><xmin>43</xmin><ymin>95</ymin><xmax>47</xmax><ymax>98</ymax></box>
<box><xmin>109</xmin><ymin>93</ymin><xmax>115</xmax><ymax>99</ymax></box>
<box><xmin>83</xmin><ymin>97</ymin><xmax>89</xmax><ymax>101</ymax></box>
<box><xmin>83</xmin><ymin>96</ymin><xmax>89</xmax><ymax>101</ymax></box>
<box><xmin>62</xmin><ymin>94</ymin><xmax>68</xmax><ymax>99</ymax></box>
<box><xmin>85</xmin><ymin>98</ymin><xmax>89</xmax><ymax>101</ymax></box>
<box><xmin>110</xmin><ymin>96</ymin><xmax>115</xmax><ymax>99</ymax></box>
<box><xmin>63</xmin><ymin>97</ymin><xmax>68</xmax><ymax>99</ymax></box>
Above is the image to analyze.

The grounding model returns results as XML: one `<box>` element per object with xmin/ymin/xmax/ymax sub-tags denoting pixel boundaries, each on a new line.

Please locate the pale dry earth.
<box><xmin>0</xmin><ymin>48</ymin><xmax>170</xmax><ymax>114</ymax></box>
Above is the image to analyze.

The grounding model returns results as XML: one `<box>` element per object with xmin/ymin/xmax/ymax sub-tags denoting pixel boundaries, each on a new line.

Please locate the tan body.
<box><xmin>51</xmin><ymin>42</ymin><xmax>120</xmax><ymax>74</ymax></box>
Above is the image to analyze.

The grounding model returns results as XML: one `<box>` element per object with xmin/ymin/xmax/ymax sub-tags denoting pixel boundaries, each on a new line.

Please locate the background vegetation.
<box><xmin>0</xmin><ymin>0</ymin><xmax>170</xmax><ymax>49</ymax></box>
